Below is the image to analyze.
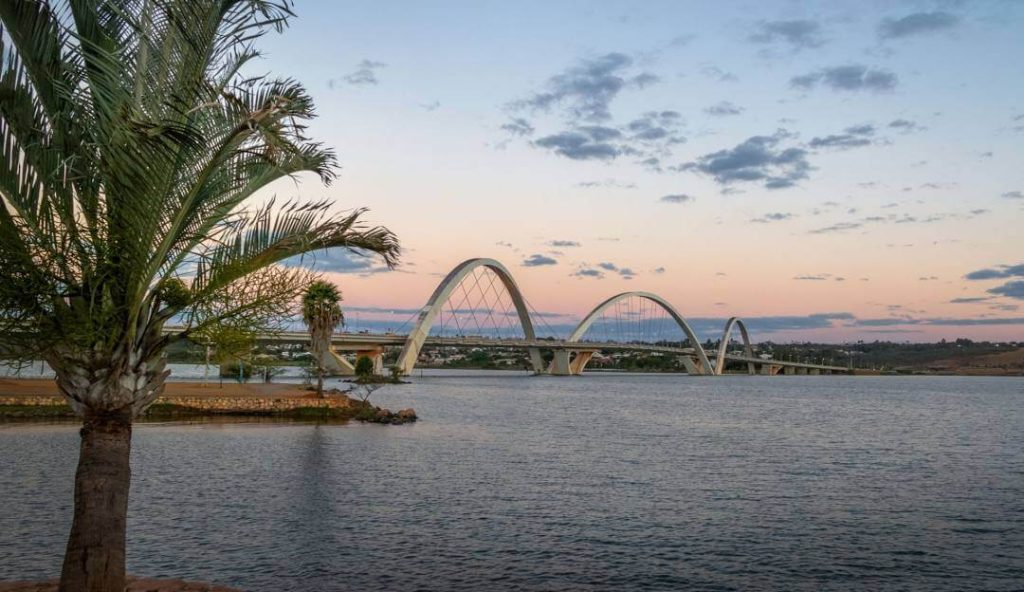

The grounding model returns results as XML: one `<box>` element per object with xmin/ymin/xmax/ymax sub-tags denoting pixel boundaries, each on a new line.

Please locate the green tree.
<box><xmin>354</xmin><ymin>355</ymin><xmax>375</xmax><ymax>379</ymax></box>
<box><xmin>0</xmin><ymin>2</ymin><xmax>399</xmax><ymax>590</ymax></box>
<box><xmin>302</xmin><ymin>281</ymin><xmax>344</xmax><ymax>396</ymax></box>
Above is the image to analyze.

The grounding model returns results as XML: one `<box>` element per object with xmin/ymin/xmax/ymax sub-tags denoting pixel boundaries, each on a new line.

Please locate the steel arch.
<box><xmin>394</xmin><ymin>258</ymin><xmax>544</xmax><ymax>374</ymax></box>
<box><xmin>566</xmin><ymin>291</ymin><xmax>715</xmax><ymax>375</ymax></box>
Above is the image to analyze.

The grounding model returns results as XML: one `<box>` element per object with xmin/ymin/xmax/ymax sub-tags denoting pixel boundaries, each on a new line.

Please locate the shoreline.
<box><xmin>0</xmin><ymin>379</ymin><xmax>416</xmax><ymax>424</ymax></box>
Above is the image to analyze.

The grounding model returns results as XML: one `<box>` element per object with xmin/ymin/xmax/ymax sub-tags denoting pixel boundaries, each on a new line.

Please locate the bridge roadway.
<box><xmin>246</xmin><ymin>330</ymin><xmax>849</xmax><ymax>375</ymax></box>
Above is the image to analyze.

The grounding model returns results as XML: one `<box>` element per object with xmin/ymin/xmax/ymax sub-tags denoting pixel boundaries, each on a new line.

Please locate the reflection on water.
<box><xmin>1</xmin><ymin>374</ymin><xmax>1023</xmax><ymax>591</ymax></box>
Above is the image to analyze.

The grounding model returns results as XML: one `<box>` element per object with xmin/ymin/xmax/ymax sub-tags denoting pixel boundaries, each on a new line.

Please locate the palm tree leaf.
<box><xmin>191</xmin><ymin>201</ymin><xmax>398</xmax><ymax>303</ymax></box>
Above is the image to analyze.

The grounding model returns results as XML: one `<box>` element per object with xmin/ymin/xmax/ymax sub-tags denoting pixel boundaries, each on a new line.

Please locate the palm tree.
<box><xmin>0</xmin><ymin>1</ymin><xmax>399</xmax><ymax>590</ymax></box>
<box><xmin>302</xmin><ymin>280</ymin><xmax>344</xmax><ymax>396</ymax></box>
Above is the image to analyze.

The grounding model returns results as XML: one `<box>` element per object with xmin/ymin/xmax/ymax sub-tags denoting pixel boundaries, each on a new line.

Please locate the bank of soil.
<box><xmin>0</xmin><ymin>379</ymin><xmax>416</xmax><ymax>424</ymax></box>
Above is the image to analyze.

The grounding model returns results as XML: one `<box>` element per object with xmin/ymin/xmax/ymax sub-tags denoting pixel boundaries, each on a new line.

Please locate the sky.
<box><xmin>256</xmin><ymin>0</ymin><xmax>1024</xmax><ymax>342</ymax></box>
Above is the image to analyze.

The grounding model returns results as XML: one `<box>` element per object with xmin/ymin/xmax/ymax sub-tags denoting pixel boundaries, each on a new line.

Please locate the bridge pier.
<box><xmin>549</xmin><ymin>350</ymin><xmax>572</xmax><ymax>376</ymax></box>
<box><xmin>680</xmin><ymin>356</ymin><xmax>706</xmax><ymax>375</ymax></box>
<box><xmin>317</xmin><ymin>346</ymin><xmax>387</xmax><ymax>376</ymax></box>
<box><xmin>784</xmin><ymin>366</ymin><xmax>796</xmax><ymax>375</ymax></box>
<box><xmin>321</xmin><ymin>349</ymin><xmax>355</xmax><ymax>376</ymax></box>
<box><xmin>810</xmin><ymin>368</ymin><xmax>821</xmax><ymax>375</ymax></box>
<box><xmin>547</xmin><ymin>350</ymin><xmax>598</xmax><ymax>376</ymax></box>
<box><xmin>569</xmin><ymin>351</ymin><xmax>595</xmax><ymax>375</ymax></box>
<box><xmin>357</xmin><ymin>347</ymin><xmax>386</xmax><ymax>375</ymax></box>
<box><xmin>759</xmin><ymin>364</ymin><xmax>782</xmax><ymax>376</ymax></box>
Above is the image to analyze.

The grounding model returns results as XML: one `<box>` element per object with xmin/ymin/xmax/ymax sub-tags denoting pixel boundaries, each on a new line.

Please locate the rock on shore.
<box><xmin>371</xmin><ymin>407</ymin><xmax>418</xmax><ymax>424</ymax></box>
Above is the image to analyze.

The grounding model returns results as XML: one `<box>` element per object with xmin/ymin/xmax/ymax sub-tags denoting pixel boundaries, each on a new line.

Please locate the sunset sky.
<box><xmin>263</xmin><ymin>1</ymin><xmax>1023</xmax><ymax>342</ymax></box>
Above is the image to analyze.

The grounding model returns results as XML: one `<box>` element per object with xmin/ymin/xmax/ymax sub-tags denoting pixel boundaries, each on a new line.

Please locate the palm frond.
<box><xmin>0</xmin><ymin>0</ymin><xmax>398</xmax><ymax>380</ymax></box>
<box><xmin>191</xmin><ymin>200</ymin><xmax>398</xmax><ymax>303</ymax></box>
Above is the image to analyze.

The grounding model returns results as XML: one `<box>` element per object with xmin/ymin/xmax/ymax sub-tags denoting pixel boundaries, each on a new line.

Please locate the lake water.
<box><xmin>1</xmin><ymin>373</ymin><xmax>1023</xmax><ymax>591</ymax></box>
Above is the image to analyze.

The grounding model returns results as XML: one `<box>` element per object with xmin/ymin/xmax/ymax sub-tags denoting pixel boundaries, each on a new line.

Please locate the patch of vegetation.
<box><xmin>763</xmin><ymin>338</ymin><xmax>1020</xmax><ymax>371</ymax></box>
<box><xmin>0</xmin><ymin>404</ymin><xmax>76</xmax><ymax>419</ymax></box>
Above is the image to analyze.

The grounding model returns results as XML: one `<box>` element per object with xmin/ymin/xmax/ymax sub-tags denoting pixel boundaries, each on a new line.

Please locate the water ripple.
<box><xmin>1</xmin><ymin>374</ymin><xmax>1023</xmax><ymax>590</ymax></box>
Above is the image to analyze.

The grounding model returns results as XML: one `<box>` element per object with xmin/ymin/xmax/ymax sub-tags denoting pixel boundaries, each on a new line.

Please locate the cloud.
<box><xmin>506</xmin><ymin>55</ymin><xmax>689</xmax><ymax>166</ymax></box>
<box><xmin>342</xmin><ymin>59</ymin><xmax>387</xmax><ymax>86</ymax></box>
<box><xmin>751</xmin><ymin>212</ymin><xmax>794</xmax><ymax>223</ymax></box>
<box><xmin>888</xmin><ymin>119</ymin><xmax>924</xmax><ymax>133</ymax></box>
<box><xmin>548</xmin><ymin>240</ymin><xmax>581</xmax><ymax>247</ymax></box>
<box><xmin>964</xmin><ymin>264</ymin><xmax>1024</xmax><ymax>280</ymax></box>
<box><xmin>419</xmin><ymin>100</ymin><xmax>441</xmax><ymax>111</ymax></box>
<box><xmin>590</xmin><ymin>261</ymin><xmax>636</xmax><ymax>279</ymax></box>
<box><xmin>530</xmin><ymin>112</ymin><xmax>683</xmax><ymax>161</ymax></box>
<box><xmin>950</xmin><ymin>297</ymin><xmax>991</xmax><ymax>304</ymax></box>
<box><xmin>879</xmin><ymin>12</ymin><xmax>959</xmax><ymax>40</ymax></box>
<box><xmin>989</xmin><ymin>281</ymin><xmax>1024</xmax><ymax>300</ymax></box>
<box><xmin>1002</xmin><ymin>191</ymin><xmax>1023</xmax><ymax>199</ymax></box>
<box><xmin>653</xmin><ymin>267</ymin><xmax>666</xmax><ymax>274</ymax></box>
<box><xmin>577</xmin><ymin>179</ymin><xmax>637</xmax><ymax>189</ymax></box>
<box><xmin>573</xmin><ymin>268</ymin><xmax>604</xmax><ymax>279</ymax></box>
<box><xmin>791</xmin><ymin>65</ymin><xmax>898</xmax><ymax>92</ymax></box>
<box><xmin>677</xmin><ymin>130</ymin><xmax>811</xmax><ymax>189</ymax></box>
<box><xmin>282</xmin><ymin>249</ymin><xmax>392</xmax><ymax>276</ymax></box>
<box><xmin>534</xmin><ymin>130</ymin><xmax>620</xmax><ymax>160</ymax></box>
<box><xmin>700</xmin><ymin>65</ymin><xmax>737</xmax><ymax>82</ymax></box>
<box><xmin>749</xmin><ymin>19</ymin><xmax>825</xmax><ymax>50</ymax></box>
<box><xmin>854</xmin><ymin>317</ymin><xmax>917</xmax><ymax>327</ymax></box>
<box><xmin>514</xmin><ymin>52</ymin><xmax>653</xmax><ymax>122</ymax></box>
<box><xmin>625</xmin><ymin>110</ymin><xmax>686</xmax><ymax>145</ymax></box>
<box><xmin>991</xmin><ymin>304</ymin><xmax>1020</xmax><ymax>312</ymax></box>
<box><xmin>501</xmin><ymin>117</ymin><xmax>535</xmax><ymax>136</ymax></box>
<box><xmin>704</xmin><ymin>101</ymin><xmax>744</xmax><ymax>116</ymax></box>
<box><xmin>924</xmin><ymin>316</ymin><xmax>1024</xmax><ymax>326</ymax></box>
<box><xmin>660</xmin><ymin>193</ymin><xmax>695</xmax><ymax>204</ymax></box>
<box><xmin>682</xmin><ymin>312</ymin><xmax>855</xmax><ymax>336</ymax></box>
<box><xmin>793</xmin><ymin>274</ymin><xmax>829</xmax><ymax>281</ymax></box>
<box><xmin>809</xmin><ymin>222</ymin><xmax>863</xmax><ymax>234</ymax></box>
<box><xmin>577</xmin><ymin>125</ymin><xmax>623</xmax><ymax>141</ymax></box>
<box><xmin>346</xmin><ymin>305</ymin><xmax>424</xmax><ymax>316</ymax></box>
<box><xmin>522</xmin><ymin>254</ymin><xmax>558</xmax><ymax>267</ymax></box>
<box><xmin>808</xmin><ymin>123</ymin><xmax>876</xmax><ymax>150</ymax></box>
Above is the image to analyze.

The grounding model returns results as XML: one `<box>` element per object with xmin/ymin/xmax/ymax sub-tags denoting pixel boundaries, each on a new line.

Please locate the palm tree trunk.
<box><xmin>59</xmin><ymin>409</ymin><xmax>133</xmax><ymax>592</ymax></box>
<box><xmin>317</xmin><ymin>364</ymin><xmax>325</xmax><ymax>397</ymax></box>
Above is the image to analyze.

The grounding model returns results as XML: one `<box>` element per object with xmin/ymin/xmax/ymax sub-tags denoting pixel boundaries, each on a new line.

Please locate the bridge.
<box><xmin>285</xmin><ymin>258</ymin><xmax>849</xmax><ymax>377</ymax></box>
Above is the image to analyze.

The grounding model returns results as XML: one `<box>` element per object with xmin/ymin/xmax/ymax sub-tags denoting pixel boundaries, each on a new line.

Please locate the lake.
<box><xmin>1</xmin><ymin>373</ymin><xmax>1023</xmax><ymax>591</ymax></box>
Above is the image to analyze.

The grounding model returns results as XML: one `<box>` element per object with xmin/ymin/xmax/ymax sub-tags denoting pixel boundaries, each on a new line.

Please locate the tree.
<box><xmin>354</xmin><ymin>355</ymin><xmax>375</xmax><ymax>379</ymax></box>
<box><xmin>302</xmin><ymin>281</ymin><xmax>344</xmax><ymax>396</ymax></box>
<box><xmin>0</xmin><ymin>2</ymin><xmax>400</xmax><ymax>590</ymax></box>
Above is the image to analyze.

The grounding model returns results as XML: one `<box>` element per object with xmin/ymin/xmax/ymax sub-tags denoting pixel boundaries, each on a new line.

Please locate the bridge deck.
<box><xmin>245</xmin><ymin>331</ymin><xmax>849</xmax><ymax>373</ymax></box>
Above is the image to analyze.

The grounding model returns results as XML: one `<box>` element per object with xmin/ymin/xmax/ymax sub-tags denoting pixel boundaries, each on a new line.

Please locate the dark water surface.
<box><xmin>2</xmin><ymin>374</ymin><xmax>1023</xmax><ymax>591</ymax></box>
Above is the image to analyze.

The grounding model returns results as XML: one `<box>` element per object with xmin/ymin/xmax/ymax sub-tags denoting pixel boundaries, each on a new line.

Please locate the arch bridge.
<box><xmin>288</xmin><ymin>258</ymin><xmax>849</xmax><ymax>377</ymax></box>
